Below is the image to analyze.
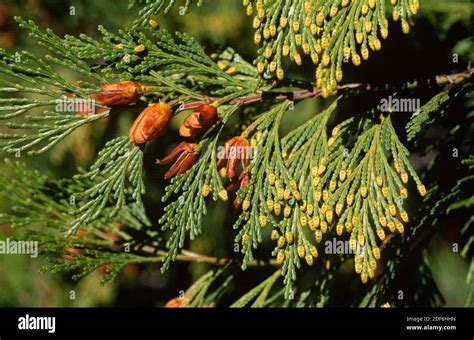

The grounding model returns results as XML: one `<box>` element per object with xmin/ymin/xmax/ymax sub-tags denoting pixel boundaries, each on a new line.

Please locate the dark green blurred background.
<box><xmin>0</xmin><ymin>0</ymin><xmax>472</xmax><ymax>307</ymax></box>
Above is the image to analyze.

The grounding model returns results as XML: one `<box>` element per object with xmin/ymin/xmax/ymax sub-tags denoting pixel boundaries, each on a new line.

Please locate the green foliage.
<box><xmin>70</xmin><ymin>137</ymin><xmax>145</xmax><ymax>235</ymax></box>
<box><xmin>0</xmin><ymin>159</ymin><xmax>152</xmax><ymax>283</ymax></box>
<box><xmin>231</xmin><ymin>270</ymin><xmax>281</xmax><ymax>307</ymax></box>
<box><xmin>130</xmin><ymin>0</ymin><xmax>205</xmax><ymax>27</ymax></box>
<box><xmin>406</xmin><ymin>76</ymin><xmax>473</xmax><ymax>141</ymax></box>
<box><xmin>247</xmin><ymin>0</ymin><xmax>418</xmax><ymax>95</ymax></box>
<box><xmin>174</xmin><ymin>266</ymin><xmax>233</xmax><ymax>307</ymax></box>
<box><xmin>0</xmin><ymin>25</ymin><xmax>106</xmax><ymax>155</ymax></box>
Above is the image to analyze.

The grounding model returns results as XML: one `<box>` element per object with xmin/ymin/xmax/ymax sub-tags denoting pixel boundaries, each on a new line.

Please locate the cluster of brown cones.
<box><xmin>83</xmin><ymin>81</ymin><xmax>252</xmax><ymax>189</ymax></box>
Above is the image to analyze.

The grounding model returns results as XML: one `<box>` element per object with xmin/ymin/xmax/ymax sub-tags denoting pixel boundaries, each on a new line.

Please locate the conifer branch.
<box><xmin>136</xmin><ymin>245</ymin><xmax>278</xmax><ymax>267</ymax></box>
<box><xmin>0</xmin><ymin>0</ymin><xmax>472</xmax><ymax>307</ymax></box>
<box><xmin>130</xmin><ymin>0</ymin><xmax>205</xmax><ymax>28</ymax></box>
<box><xmin>70</xmin><ymin>137</ymin><xmax>145</xmax><ymax>235</ymax></box>
<box><xmin>176</xmin><ymin>69</ymin><xmax>473</xmax><ymax>112</ymax></box>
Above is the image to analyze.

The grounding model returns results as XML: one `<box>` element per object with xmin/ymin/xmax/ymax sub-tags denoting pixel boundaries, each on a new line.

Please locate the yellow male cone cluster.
<box><xmin>242</xmin><ymin>199</ymin><xmax>250</xmax><ymax>211</ymax></box>
<box><xmin>276</xmin><ymin>251</ymin><xmax>285</xmax><ymax>264</ymax></box>
<box><xmin>245</xmin><ymin>0</ymin><xmax>418</xmax><ymax>98</ymax></box>
<box><xmin>201</xmin><ymin>184</ymin><xmax>210</xmax><ymax>197</ymax></box>
<box><xmin>218</xmin><ymin>189</ymin><xmax>228</xmax><ymax>201</ymax></box>
<box><xmin>277</xmin><ymin>235</ymin><xmax>286</xmax><ymax>248</ymax></box>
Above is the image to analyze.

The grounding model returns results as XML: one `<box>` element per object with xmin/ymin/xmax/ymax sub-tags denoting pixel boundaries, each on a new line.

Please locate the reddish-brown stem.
<box><xmin>137</xmin><ymin>245</ymin><xmax>278</xmax><ymax>267</ymax></box>
<box><xmin>174</xmin><ymin>69</ymin><xmax>472</xmax><ymax>112</ymax></box>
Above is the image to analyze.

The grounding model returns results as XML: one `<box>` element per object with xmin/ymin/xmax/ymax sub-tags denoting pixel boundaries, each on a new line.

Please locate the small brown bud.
<box><xmin>216</xmin><ymin>136</ymin><xmax>251</xmax><ymax>180</ymax></box>
<box><xmin>179</xmin><ymin>104</ymin><xmax>218</xmax><ymax>137</ymax></box>
<box><xmin>156</xmin><ymin>141</ymin><xmax>198</xmax><ymax>179</ymax></box>
<box><xmin>129</xmin><ymin>103</ymin><xmax>172</xmax><ymax>145</ymax></box>
<box><xmin>92</xmin><ymin>81</ymin><xmax>144</xmax><ymax>107</ymax></box>
<box><xmin>164</xmin><ymin>297</ymin><xmax>182</xmax><ymax>308</ymax></box>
